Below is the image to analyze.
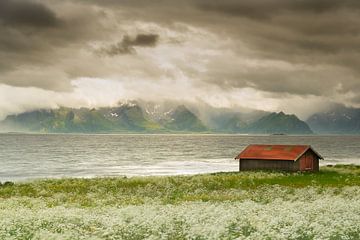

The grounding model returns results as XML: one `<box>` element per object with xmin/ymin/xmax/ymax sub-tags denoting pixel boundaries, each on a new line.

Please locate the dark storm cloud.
<box><xmin>197</xmin><ymin>0</ymin><xmax>360</xmax><ymax>19</ymax></box>
<box><xmin>193</xmin><ymin>0</ymin><xmax>360</xmax><ymax>56</ymax></box>
<box><xmin>187</xmin><ymin>0</ymin><xmax>360</xmax><ymax>100</ymax></box>
<box><xmin>99</xmin><ymin>34</ymin><xmax>159</xmax><ymax>56</ymax></box>
<box><xmin>0</xmin><ymin>0</ymin><xmax>61</xmax><ymax>27</ymax></box>
<box><xmin>0</xmin><ymin>0</ymin><xmax>115</xmax><ymax>90</ymax></box>
<box><xmin>79</xmin><ymin>0</ymin><xmax>360</xmax><ymax>60</ymax></box>
<box><xmin>1</xmin><ymin>0</ymin><xmax>360</xmax><ymax>108</ymax></box>
<box><xmin>131</xmin><ymin>34</ymin><xmax>159</xmax><ymax>46</ymax></box>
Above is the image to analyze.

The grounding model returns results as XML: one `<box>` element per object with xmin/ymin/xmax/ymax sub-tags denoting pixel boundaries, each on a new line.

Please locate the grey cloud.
<box><xmin>83</xmin><ymin>0</ymin><xmax>360</xmax><ymax>66</ymax></box>
<box><xmin>197</xmin><ymin>0</ymin><xmax>360</xmax><ymax>19</ymax></box>
<box><xmin>193</xmin><ymin>0</ymin><xmax>360</xmax><ymax>64</ymax></box>
<box><xmin>131</xmin><ymin>34</ymin><xmax>159</xmax><ymax>46</ymax></box>
<box><xmin>0</xmin><ymin>0</ymin><xmax>61</xmax><ymax>28</ymax></box>
<box><xmin>99</xmin><ymin>34</ymin><xmax>159</xmax><ymax>56</ymax></box>
<box><xmin>0</xmin><ymin>0</ymin><xmax>360</xmax><ymax>111</ymax></box>
<box><xmin>0</xmin><ymin>1</ymin><xmax>115</xmax><ymax>90</ymax></box>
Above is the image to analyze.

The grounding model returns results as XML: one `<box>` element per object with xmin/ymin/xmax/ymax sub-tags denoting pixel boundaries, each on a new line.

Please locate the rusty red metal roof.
<box><xmin>235</xmin><ymin>144</ymin><xmax>323</xmax><ymax>161</ymax></box>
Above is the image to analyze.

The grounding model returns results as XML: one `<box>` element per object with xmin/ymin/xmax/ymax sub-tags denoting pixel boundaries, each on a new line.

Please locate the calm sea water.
<box><xmin>0</xmin><ymin>134</ymin><xmax>359</xmax><ymax>181</ymax></box>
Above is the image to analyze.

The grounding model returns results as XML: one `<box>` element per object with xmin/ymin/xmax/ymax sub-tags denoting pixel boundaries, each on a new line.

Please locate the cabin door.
<box><xmin>305</xmin><ymin>152</ymin><xmax>312</xmax><ymax>170</ymax></box>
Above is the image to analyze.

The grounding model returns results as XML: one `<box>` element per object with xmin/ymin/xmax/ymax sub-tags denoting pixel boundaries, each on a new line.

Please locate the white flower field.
<box><xmin>0</xmin><ymin>186</ymin><xmax>360</xmax><ymax>239</ymax></box>
<box><xmin>1</xmin><ymin>166</ymin><xmax>360</xmax><ymax>239</ymax></box>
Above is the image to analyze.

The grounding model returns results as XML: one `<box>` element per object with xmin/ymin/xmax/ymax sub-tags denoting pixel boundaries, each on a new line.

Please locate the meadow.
<box><xmin>0</xmin><ymin>165</ymin><xmax>360</xmax><ymax>239</ymax></box>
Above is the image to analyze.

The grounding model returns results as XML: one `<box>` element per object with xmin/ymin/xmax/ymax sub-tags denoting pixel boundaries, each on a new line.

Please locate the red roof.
<box><xmin>235</xmin><ymin>144</ymin><xmax>323</xmax><ymax>161</ymax></box>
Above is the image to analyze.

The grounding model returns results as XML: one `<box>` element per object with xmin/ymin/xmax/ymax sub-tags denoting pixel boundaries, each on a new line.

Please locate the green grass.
<box><xmin>1</xmin><ymin>165</ymin><xmax>359</xmax><ymax>207</ymax></box>
<box><xmin>1</xmin><ymin>165</ymin><xmax>360</xmax><ymax>239</ymax></box>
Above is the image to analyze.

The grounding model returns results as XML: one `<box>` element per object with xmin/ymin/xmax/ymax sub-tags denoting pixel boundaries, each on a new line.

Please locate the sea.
<box><xmin>0</xmin><ymin>134</ymin><xmax>359</xmax><ymax>182</ymax></box>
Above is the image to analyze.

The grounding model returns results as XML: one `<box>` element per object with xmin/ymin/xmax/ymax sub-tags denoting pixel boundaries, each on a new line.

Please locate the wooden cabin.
<box><xmin>235</xmin><ymin>145</ymin><xmax>323</xmax><ymax>172</ymax></box>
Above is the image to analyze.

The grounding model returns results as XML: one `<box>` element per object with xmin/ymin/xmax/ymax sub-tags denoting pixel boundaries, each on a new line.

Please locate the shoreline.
<box><xmin>1</xmin><ymin>164</ymin><xmax>359</xmax><ymax>189</ymax></box>
<box><xmin>1</xmin><ymin>163</ymin><xmax>359</xmax><ymax>184</ymax></box>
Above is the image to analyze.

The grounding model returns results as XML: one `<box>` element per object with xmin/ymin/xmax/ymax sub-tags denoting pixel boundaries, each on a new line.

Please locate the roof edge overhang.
<box><xmin>237</xmin><ymin>158</ymin><xmax>297</xmax><ymax>161</ymax></box>
<box><xmin>294</xmin><ymin>145</ymin><xmax>324</xmax><ymax>161</ymax></box>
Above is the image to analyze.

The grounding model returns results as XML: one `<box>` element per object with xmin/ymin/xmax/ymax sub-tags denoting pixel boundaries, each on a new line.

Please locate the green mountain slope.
<box><xmin>246</xmin><ymin>112</ymin><xmax>313</xmax><ymax>134</ymax></box>
<box><xmin>2</xmin><ymin>109</ymin><xmax>56</xmax><ymax>132</ymax></box>
<box><xmin>100</xmin><ymin>104</ymin><xmax>163</xmax><ymax>131</ymax></box>
<box><xmin>1</xmin><ymin>104</ymin><xmax>162</xmax><ymax>133</ymax></box>
<box><xmin>159</xmin><ymin>105</ymin><xmax>207</xmax><ymax>132</ymax></box>
<box><xmin>0</xmin><ymin>104</ymin><xmax>208</xmax><ymax>133</ymax></box>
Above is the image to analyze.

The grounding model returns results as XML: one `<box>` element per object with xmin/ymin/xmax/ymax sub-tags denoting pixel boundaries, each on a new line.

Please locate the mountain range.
<box><xmin>0</xmin><ymin>101</ymin><xmax>359</xmax><ymax>134</ymax></box>
<box><xmin>306</xmin><ymin>104</ymin><xmax>360</xmax><ymax>134</ymax></box>
<box><xmin>0</xmin><ymin>101</ymin><xmax>310</xmax><ymax>134</ymax></box>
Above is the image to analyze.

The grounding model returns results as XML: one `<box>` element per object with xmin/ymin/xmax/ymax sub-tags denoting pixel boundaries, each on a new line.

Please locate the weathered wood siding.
<box><xmin>239</xmin><ymin>159</ymin><xmax>300</xmax><ymax>172</ymax></box>
<box><xmin>299</xmin><ymin>150</ymin><xmax>319</xmax><ymax>172</ymax></box>
<box><xmin>313</xmin><ymin>158</ymin><xmax>319</xmax><ymax>172</ymax></box>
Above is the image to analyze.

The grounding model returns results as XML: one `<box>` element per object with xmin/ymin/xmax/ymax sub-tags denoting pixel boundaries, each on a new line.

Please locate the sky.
<box><xmin>1</xmin><ymin>0</ymin><xmax>360</xmax><ymax>120</ymax></box>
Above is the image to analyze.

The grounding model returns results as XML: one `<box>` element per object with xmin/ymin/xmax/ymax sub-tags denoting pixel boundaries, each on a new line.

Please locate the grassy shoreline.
<box><xmin>1</xmin><ymin>165</ymin><xmax>359</xmax><ymax>206</ymax></box>
<box><xmin>1</xmin><ymin>165</ymin><xmax>359</xmax><ymax>239</ymax></box>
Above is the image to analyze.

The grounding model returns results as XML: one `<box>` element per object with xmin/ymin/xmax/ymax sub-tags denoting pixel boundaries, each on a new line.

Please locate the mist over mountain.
<box><xmin>0</xmin><ymin>100</ymin><xmax>318</xmax><ymax>134</ymax></box>
<box><xmin>307</xmin><ymin>104</ymin><xmax>360</xmax><ymax>134</ymax></box>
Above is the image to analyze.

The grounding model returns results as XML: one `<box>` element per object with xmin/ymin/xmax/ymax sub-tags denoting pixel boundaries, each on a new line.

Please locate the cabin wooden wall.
<box><xmin>299</xmin><ymin>150</ymin><xmax>319</xmax><ymax>172</ymax></box>
<box><xmin>313</xmin><ymin>158</ymin><xmax>319</xmax><ymax>171</ymax></box>
<box><xmin>240</xmin><ymin>159</ymin><xmax>300</xmax><ymax>172</ymax></box>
